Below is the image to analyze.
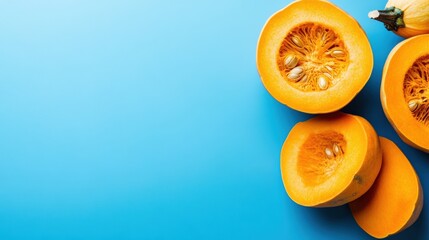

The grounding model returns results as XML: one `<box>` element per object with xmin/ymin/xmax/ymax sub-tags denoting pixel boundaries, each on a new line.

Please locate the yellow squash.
<box><xmin>369</xmin><ymin>0</ymin><xmax>429</xmax><ymax>38</ymax></box>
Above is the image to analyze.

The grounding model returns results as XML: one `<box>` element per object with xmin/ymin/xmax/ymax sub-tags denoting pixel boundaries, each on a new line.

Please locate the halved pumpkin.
<box><xmin>380</xmin><ymin>34</ymin><xmax>429</xmax><ymax>152</ymax></box>
<box><xmin>349</xmin><ymin>137</ymin><xmax>423</xmax><ymax>239</ymax></box>
<box><xmin>256</xmin><ymin>0</ymin><xmax>373</xmax><ymax>113</ymax></box>
<box><xmin>280</xmin><ymin>112</ymin><xmax>382</xmax><ymax>207</ymax></box>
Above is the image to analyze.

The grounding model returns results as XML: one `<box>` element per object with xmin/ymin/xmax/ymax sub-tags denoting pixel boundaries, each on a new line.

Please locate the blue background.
<box><xmin>0</xmin><ymin>0</ymin><xmax>426</xmax><ymax>239</ymax></box>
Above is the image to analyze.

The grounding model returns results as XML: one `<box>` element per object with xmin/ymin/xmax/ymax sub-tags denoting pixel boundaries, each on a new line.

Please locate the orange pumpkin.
<box><xmin>380</xmin><ymin>34</ymin><xmax>429</xmax><ymax>152</ymax></box>
<box><xmin>257</xmin><ymin>0</ymin><xmax>373</xmax><ymax>113</ymax></box>
<box><xmin>281</xmin><ymin>112</ymin><xmax>382</xmax><ymax>207</ymax></box>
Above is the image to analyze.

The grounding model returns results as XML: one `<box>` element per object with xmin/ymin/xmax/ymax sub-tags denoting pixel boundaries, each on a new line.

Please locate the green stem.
<box><xmin>368</xmin><ymin>6</ymin><xmax>405</xmax><ymax>31</ymax></box>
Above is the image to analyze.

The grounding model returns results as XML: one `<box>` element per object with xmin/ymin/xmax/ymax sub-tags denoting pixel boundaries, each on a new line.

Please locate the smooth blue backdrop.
<box><xmin>0</xmin><ymin>0</ymin><xmax>426</xmax><ymax>239</ymax></box>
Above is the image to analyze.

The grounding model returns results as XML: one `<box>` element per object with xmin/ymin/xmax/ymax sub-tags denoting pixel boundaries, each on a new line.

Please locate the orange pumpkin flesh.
<box><xmin>280</xmin><ymin>112</ymin><xmax>382</xmax><ymax>207</ymax></box>
<box><xmin>257</xmin><ymin>0</ymin><xmax>373</xmax><ymax>113</ymax></box>
<box><xmin>349</xmin><ymin>137</ymin><xmax>423</xmax><ymax>239</ymax></box>
<box><xmin>380</xmin><ymin>34</ymin><xmax>429</xmax><ymax>152</ymax></box>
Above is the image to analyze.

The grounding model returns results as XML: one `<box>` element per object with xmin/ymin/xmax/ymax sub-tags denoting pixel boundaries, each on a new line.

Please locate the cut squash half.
<box><xmin>257</xmin><ymin>0</ymin><xmax>373</xmax><ymax>113</ymax></box>
<box><xmin>280</xmin><ymin>112</ymin><xmax>382</xmax><ymax>207</ymax></box>
<box><xmin>381</xmin><ymin>34</ymin><xmax>429</xmax><ymax>152</ymax></box>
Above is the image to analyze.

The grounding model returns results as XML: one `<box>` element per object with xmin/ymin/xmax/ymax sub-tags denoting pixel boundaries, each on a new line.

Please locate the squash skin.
<box><xmin>256</xmin><ymin>0</ymin><xmax>373</xmax><ymax>114</ymax></box>
<box><xmin>281</xmin><ymin>112</ymin><xmax>382</xmax><ymax>207</ymax></box>
<box><xmin>349</xmin><ymin>137</ymin><xmax>423</xmax><ymax>239</ymax></box>
<box><xmin>380</xmin><ymin>34</ymin><xmax>429</xmax><ymax>152</ymax></box>
<box><xmin>369</xmin><ymin>0</ymin><xmax>429</xmax><ymax>38</ymax></box>
<box><xmin>388</xmin><ymin>0</ymin><xmax>429</xmax><ymax>38</ymax></box>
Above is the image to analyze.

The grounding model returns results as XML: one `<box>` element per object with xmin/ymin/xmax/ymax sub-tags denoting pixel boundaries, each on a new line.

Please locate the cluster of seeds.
<box><xmin>403</xmin><ymin>55</ymin><xmax>429</xmax><ymax>125</ymax></box>
<box><xmin>324</xmin><ymin>143</ymin><xmax>343</xmax><ymax>159</ymax></box>
<box><xmin>277</xmin><ymin>23</ymin><xmax>349</xmax><ymax>91</ymax></box>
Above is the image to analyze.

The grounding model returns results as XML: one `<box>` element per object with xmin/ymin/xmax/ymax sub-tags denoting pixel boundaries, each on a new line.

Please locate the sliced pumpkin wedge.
<box><xmin>349</xmin><ymin>137</ymin><xmax>423</xmax><ymax>239</ymax></box>
<box><xmin>280</xmin><ymin>112</ymin><xmax>382</xmax><ymax>207</ymax></box>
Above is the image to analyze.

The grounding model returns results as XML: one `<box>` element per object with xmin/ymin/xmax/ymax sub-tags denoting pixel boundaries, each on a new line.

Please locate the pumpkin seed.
<box><xmin>287</xmin><ymin>67</ymin><xmax>305</xmax><ymax>82</ymax></box>
<box><xmin>287</xmin><ymin>73</ymin><xmax>301</xmax><ymax>81</ymax></box>
<box><xmin>323</xmin><ymin>72</ymin><xmax>333</xmax><ymax>79</ymax></box>
<box><xmin>331</xmin><ymin>50</ymin><xmax>345</xmax><ymax>58</ymax></box>
<box><xmin>290</xmin><ymin>66</ymin><xmax>303</xmax><ymax>75</ymax></box>
<box><xmin>325</xmin><ymin>65</ymin><xmax>333</xmax><ymax>72</ymax></box>
<box><xmin>408</xmin><ymin>100</ymin><xmax>419</xmax><ymax>112</ymax></box>
<box><xmin>333</xmin><ymin>143</ymin><xmax>341</xmax><ymax>155</ymax></box>
<box><xmin>291</xmin><ymin>36</ymin><xmax>304</xmax><ymax>48</ymax></box>
<box><xmin>284</xmin><ymin>55</ymin><xmax>299</xmax><ymax>69</ymax></box>
<box><xmin>317</xmin><ymin>76</ymin><xmax>328</xmax><ymax>90</ymax></box>
<box><xmin>325</xmin><ymin>148</ymin><xmax>334</xmax><ymax>159</ymax></box>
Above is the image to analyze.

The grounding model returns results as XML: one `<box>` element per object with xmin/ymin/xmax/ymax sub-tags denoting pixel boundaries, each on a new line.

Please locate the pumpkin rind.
<box><xmin>257</xmin><ymin>0</ymin><xmax>373</xmax><ymax>113</ymax></box>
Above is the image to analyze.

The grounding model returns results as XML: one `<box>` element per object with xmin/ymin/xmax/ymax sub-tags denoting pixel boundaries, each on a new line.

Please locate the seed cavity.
<box><xmin>277</xmin><ymin>23</ymin><xmax>349</xmax><ymax>92</ymax></box>
<box><xmin>297</xmin><ymin>131</ymin><xmax>347</xmax><ymax>186</ymax></box>
<box><xmin>403</xmin><ymin>55</ymin><xmax>429</xmax><ymax>125</ymax></box>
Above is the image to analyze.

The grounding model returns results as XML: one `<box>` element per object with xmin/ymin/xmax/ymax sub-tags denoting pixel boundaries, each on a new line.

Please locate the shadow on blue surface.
<box><xmin>308</xmin><ymin>202</ymin><xmax>428</xmax><ymax>240</ymax></box>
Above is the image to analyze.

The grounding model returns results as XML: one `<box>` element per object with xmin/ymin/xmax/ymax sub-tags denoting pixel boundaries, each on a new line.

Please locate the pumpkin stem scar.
<box><xmin>368</xmin><ymin>7</ymin><xmax>405</xmax><ymax>31</ymax></box>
